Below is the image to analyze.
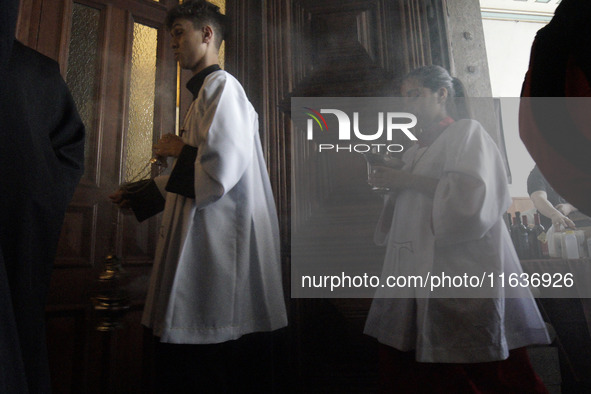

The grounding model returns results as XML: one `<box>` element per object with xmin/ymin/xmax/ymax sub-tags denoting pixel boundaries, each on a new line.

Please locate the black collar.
<box><xmin>186</xmin><ymin>64</ymin><xmax>221</xmax><ymax>99</ymax></box>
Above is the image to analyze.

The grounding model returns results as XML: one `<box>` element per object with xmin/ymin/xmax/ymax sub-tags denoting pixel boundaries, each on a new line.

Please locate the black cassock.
<box><xmin>0</xmin><ymin>40</ymin><xmax>85</xmax><ymax>393</ymax></box>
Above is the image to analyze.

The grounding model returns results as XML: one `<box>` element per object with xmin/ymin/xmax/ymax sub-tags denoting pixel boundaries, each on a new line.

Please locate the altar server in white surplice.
<box><xmin>109</xmin><ymin>1</ymin><xmax>286</xmax><ymax>392</ymax></box>
<box><xmin>364</xmin><ymin>66</ymin><xmax>550</xmax><ymax>393</ymax></box>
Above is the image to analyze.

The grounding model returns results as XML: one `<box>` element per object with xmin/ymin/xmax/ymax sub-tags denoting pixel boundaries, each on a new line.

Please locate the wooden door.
<box><xmin>261</xmin><ymin>0</ymin><xmax>452</xmax><ymax>391</ymax></box>
<box><xmin>16</xmin><ymin>0</ymin><xmax>176</xmax><ymax>392</ymax></box>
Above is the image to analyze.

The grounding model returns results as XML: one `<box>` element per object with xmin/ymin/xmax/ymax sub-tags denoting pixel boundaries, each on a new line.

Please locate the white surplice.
<box><xmin>364</xmin><ymin>119</ymin><xmax>550</xmax><ymax>362</ymax></box>
<box><xmin>142</xmin><ymin>70</ymin><xmax>287</xmax><ymax>344</ymax></box>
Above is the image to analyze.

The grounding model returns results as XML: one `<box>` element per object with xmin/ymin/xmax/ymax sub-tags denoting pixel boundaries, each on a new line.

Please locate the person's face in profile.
<box><xmin>170</xmin><ymin>18</ymin><xmax>208</xmax><ymax>71</ymax></box>
<box><xmin>401</xmin><ymin>77</ymin><xmax>447</xmax><ymax>129</ymax></box>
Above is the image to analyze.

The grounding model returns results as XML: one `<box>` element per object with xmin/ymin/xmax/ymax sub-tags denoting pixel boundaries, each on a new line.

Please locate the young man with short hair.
<box><xmin>110</xmin><ymin>1</ymin><xmax>287</xmax><ymax>391</ymax></box>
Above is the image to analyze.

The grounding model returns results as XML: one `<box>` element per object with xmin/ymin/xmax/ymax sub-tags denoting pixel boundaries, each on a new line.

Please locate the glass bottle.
<box><xmin>511</xmin><ymin>212</ymin><xmax>530</xmax><ymax>259</ymax></box>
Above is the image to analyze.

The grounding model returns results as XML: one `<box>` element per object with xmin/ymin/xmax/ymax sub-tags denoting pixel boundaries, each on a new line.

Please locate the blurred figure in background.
<box><xmin>527</xmin><ymin>165</ymin><xmax>577</xmax><ymax>231</ymax></box>
<box><xmin>520</xmin><ymin>0</ymin><xmax>591</xmax><ymax>217</ymax></box>
<box><xmin>365</xmin><ymin>65</ymin><xmax>550</xmax><ymax>393</ymax></box>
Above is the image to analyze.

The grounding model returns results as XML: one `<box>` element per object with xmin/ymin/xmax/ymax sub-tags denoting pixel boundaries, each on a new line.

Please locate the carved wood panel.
<box><xmin>263</xmin><ymin>0</ymin><xmax>453</xmax><ymax>391</ymax></box>
<box><xmin>287</xmin><ymin>0</ymin><xmax>452</xmax><ymax>235</ymax></box>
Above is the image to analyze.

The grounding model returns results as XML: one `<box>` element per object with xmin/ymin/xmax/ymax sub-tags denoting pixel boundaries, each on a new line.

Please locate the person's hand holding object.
<box><xmin>153</xmin><ymin>133</ymin><xmax>185</xmax><ymax>158</ymax></box>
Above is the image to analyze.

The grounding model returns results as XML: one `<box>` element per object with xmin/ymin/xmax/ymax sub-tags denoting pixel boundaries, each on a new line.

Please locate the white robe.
<box><xmin>364</xmin><ymin>119</ymin><xmax>550</xmax><ymax>362</ymax></box>
<box><xmin>142</xmin><ymin>70</ymin><xmax>288</xmax><ymax>344</ymax></box>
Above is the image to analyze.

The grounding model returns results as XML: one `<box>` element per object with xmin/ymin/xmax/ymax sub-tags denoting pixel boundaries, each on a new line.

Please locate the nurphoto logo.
<box><xmin>304</xmin><ymin>107</ymin><xmax>418</xmax><ymax>153</ymax></box>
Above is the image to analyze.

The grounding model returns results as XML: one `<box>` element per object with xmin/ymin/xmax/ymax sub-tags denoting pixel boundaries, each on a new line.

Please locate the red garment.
<box><xmin>417</xmin><ymin>116</ymin><xmax>455</xmax><ymax>148</ymax></box>
<box><xmin>378</xmin><ymin>345</ymin><xmax>548</xmax><ymax>394</ymax></box>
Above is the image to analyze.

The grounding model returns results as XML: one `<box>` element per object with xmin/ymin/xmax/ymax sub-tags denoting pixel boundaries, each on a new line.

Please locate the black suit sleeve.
<box><xmin>124</xmin><ymin>180</ymin><xmax>166</xmax><ymax>222</ymax></box>
<box><xmin>122</xmin><ymin>144</ymin><xmax>198</xmax><ymax>222</ymax></box>
<box><xmin>49</xmin><ymin>63</ymin><xmax>86</xmax><ymax>200</ymax></box>
<box><xmin>165</xmin><ymin>145</ymin><xmax>198</xmax><ymax>198</ymax></box>
<box><xmin>0</xmin><ymin>41</ymin><xmax>85</xmax><ymax>394</ymax></box>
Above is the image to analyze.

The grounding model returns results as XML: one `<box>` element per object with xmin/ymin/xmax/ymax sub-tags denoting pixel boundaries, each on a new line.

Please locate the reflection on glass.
<box><xmin>66</xmin><ymin>3</ymin><xmax>100</xmax><ymax>177</ymax></box>
<box><xmin>125</xmin><ymin>22</ymin><xmax>158</xmax><ymax>183</ymax></box>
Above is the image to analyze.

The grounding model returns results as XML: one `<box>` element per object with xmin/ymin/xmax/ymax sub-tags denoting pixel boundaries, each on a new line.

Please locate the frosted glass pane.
<box><xmin>66</xmin><ymin>3</ymin><xmax>100</xmax><ymax>177</ymax></box>
<box><xmin>125</xmin><ymin>23</ymin><xmax>158</xmax><ymax>182</ymax></box>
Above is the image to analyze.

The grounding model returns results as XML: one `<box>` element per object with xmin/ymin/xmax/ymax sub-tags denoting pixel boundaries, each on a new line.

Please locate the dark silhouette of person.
<box><xmin>0</xmin><ymin>1</ymin><xmax>85</xmax><ymax>391</ymax></box>
<box><xmin>520</xmin><ymin>0</ymin><xmax>591</xmax><ymax>217</ymax></box>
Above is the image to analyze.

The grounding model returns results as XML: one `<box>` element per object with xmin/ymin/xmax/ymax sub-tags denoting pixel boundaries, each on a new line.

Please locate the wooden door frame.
<box><xmin>16</xmin><ymin>1</ymin><xmax>178</xmax><ymax>392</ymax></box>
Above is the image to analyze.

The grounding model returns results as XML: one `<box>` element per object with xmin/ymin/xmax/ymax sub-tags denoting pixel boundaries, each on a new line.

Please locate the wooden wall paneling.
<box><xmin>291</xmin><ymin>0</ymin><xmax>307</xmax><ymax>86</ymax></box>
<box><xmin>58</xmin><ymin>0</ymin><xmax>73</xmax><ymax>74</ymax></box>
<box><xmin>425</xmin><ymin>0</ymin><xmax>452</xmax><ymax>70</ymax></box>
<box><xmin>18</xmin><ymin>0</ymin><xmax>44</xmax><ymax>48</ymax></box>
<box><xmin>260</xmin><ymin>0</ymin><xmax>298</xmax><ymax>390</ymax></box>
<box><xmin>276</xmin><ymin>1</ymin><xmax>455</xmax><ymax>391</ymax></box>
<box><xmin>287</xmin><ymin>0</ymin><xmax>455</xmax><ymax>235</ymax></box>
<box><xmin>99</xmin><ymin>0</ymin><xmax>168</xmax><ymax>19</ymax></box>
<box><xmin>399</xmin><ymin>0</ymin><xmax>453</xmax><ymax>71</ymax></box>
<box><xmin>226</xmin><ymin>0</ymin><xmax>264</xmax><ymax>121</ymax></box>
<box><xmin>85</xmin><ymin>325</ymin><xmax>116</xmax><ymax>393</ymax></box>
<box><xmin>34</xmin><ymin>0</ymin><xmax>66</xmax><ymax>62</ymax></box>
<box><xmin>261</xmin><ymin>0</ymin><xmax>293</xmax><ymax>242</ymax></box>
<box><xmin>111</xmin><ymin>309</ymin><xmax>150</xmax><ymax>392</ymax></box>
<box><xmin>403</xmin><ymin>0</ymin><xmax>428</xmax><ymax>69</ymax></box>
<box><xmin>230</xmin><ymin>0</ymin><xmax>293</xmax><ymax>253</ymax></box>
<box><xmin>84</xmin><ymin>308</ymin><xmax>147</xmax><ymax>393</ymax></box>
<box><xmin>15</xmin><ymin>0</ymin><xmax>37</xmax><ymax>46</ymax></box>
<box><xmin>55</xmin><ymin>204</ymin><xmax>98</xmax><ymax>267</ymax></box>
<box><xmin>45</xmin><ymin>309</ymin><xmax>87</xmax><ymax>393</ymax></box>
<box><xmin>286</xmin><ymin>1</ymin><xmax>381</xmax><ymax>391</ymax></box>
